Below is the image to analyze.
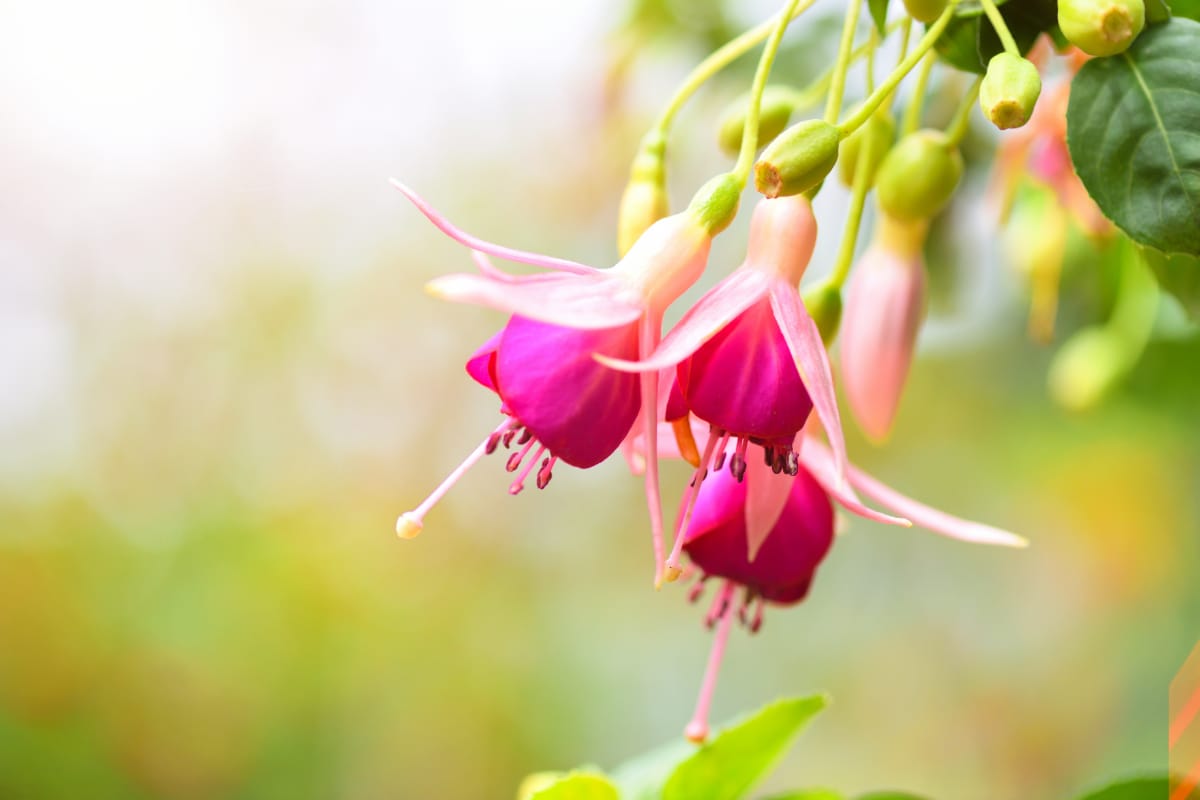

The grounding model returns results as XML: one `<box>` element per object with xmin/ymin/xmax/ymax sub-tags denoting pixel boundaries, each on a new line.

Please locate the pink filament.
<box><xmin>407</xmin><ymin>420</ymin><xmax>511</xmax><ymax>523</ymax></box>
<box><xmin>665</xmin><ymin>428</ymin><xmax>723</xmax><ymax>574</ymax></box>
<box><xmin>509</xmin><ymin>445</ymin><xmax>547</xmax><ymax>495</ymax></box>
<box><xmin>686</xmin><ymin>581</ymin><xmax>737</xmax><ymax>743</ymax></box>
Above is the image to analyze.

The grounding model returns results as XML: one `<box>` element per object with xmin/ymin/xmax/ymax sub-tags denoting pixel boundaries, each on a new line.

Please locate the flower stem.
<box><xmin>866</xmin><ymin>28</ymin><xmax>878</xmax><ymax>93</ymax></box>
<box><xmin>945</xmin><ymin>77</ymin><xmax>982</xmax><ymax>145</ymax></box>
<box><xmin>827</xmin><ymin>116</ymin><xmax>879</xmax><ymax>289</ymax></box>
<box><xmin>901</xmin><ymin>50</ymin><xmax>938</xmax><ymax>135</ymax></box>
<box><xmin>836</xmin><ymin>2</ymin><xmax>957</xmax><ymax>139</ymax></box>
<box><xmin>978</xmin><ymin>0</ymin><xmax>1021</xmax><ymax>56</ymax></box>
<box><xmin>825</xmin><ymin>0</ymin><xmax>864</xmax><ymax>124</ymax></box>
<box><xmin>733</xmin><ymin>0</ymin><xmax>810</xmax><ymax>183</ymax></box>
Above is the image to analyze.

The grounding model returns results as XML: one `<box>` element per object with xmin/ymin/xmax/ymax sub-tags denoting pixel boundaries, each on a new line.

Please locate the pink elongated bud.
<box><xmin>743</xmin><ymin>194</ymin><xmax>818</xmax><ymax>286</ymax></box>
<box><xmin>613</xmin><ymin>210</ymin><xmax>714</xmax><ymax>318</ymax></box>
<box><xmin>839</xmin><ymin>214</ymin><xmax>929</xmax><ymax>443</ymax></box>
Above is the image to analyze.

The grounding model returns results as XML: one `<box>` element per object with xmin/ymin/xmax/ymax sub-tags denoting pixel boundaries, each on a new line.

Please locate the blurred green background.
<box><xmin>1</xmin><ymin>1</ymin><xmax>1196</xmax><ymax>798</ymax></box>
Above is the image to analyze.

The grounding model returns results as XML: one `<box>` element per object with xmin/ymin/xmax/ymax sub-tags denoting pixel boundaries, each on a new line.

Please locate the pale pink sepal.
<box><xmin>470</xmin><ymin>251</ymin><xmax>520</xmax><ymax>282</ymax></box>
<box><xmin>391</xmin><ymin>180</ymin><xmax>601</xmax><ymax>276</ymax></box>
<box><xmin>801</xmin><ymin>439</ymin><xmax>910</xmax><ymax>527</ymax></box>
<box><xmin>768</xmin><ymin>283</ymin><xmax>850</xmax><ymax>488</ymax></box>
<box><xmin>596</xmin><ymin>269</ymin><xmax>771</xmax><ymax>373</ymax></box>
<box><xmin>743</xmin><ymin>457</ymin><xmax>793</xmax><ymax>562</ymax></box>
<box><xmin>426</xmin><ymin>272</ymin><xmax>643</xmax><ymax>329</ymax></box>
<box><xmin>847</xmin><ymin>461</ymin><xmax>1028</xmax><ymax>548</ymax></box>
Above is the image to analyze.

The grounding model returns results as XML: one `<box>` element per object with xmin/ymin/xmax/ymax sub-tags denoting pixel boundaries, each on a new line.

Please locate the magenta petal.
<box><xmin>597</xmin><ymin>269</ymin><xmax>771</xmax><ymax>372</ymax></box>
<box><xmin>391</xmin><ymin>180</ymin><xmax>601</xmax><ymax>276</ymax></box>
<box><xmin>466</xmin><ymin>330</ymin><xmax>503</xmax><ymax>391</ymax></box>
<box><xmin>495</xmin><ymin>316</ymin><xmax>641</xmax><ymax>468</ymax></box>
<box><xmin>847</xmin><ymin>461</ymin><xmax>1028</xmax><ymax>548</ymax></box>
<box><xmin>684</xmin><ymin>466</ymin><xmax>834</xmax><ymax>605</ymax></box>
<box><xmin>428</xmin><ymin>272</ymin><xmax>644</xmax><ymax>330</ymax></box>
<box><xmin>768</xmin><ymin>283</ymin><xmax>850</xmax><ymax>486</ymax></box>
<box><xmin>743</xmin><ymin>455</ymin><xmax>793</xmax><ymax>561</ymax></box>
<box><xmin>680</xmin><ymin>296</ymin><xmax>813</xmax><ymax>441</ymax></box>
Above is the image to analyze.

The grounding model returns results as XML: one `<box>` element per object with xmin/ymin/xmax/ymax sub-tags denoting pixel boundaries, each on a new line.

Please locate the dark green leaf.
<box><xmin>661</xmin><ymin>695</ymin><xmax>827</xmax><ymax>800</ymax></box>
<box><xmin>1168</xmin><ymin>0</ymin><xmax>1200</xmax><ymax>21</ymax></box>
<box><xmin>1143</xmin><ymin>247</ymin><xmax>1200</xmax><ymax>319</ymax></box>
<box><xmin>1066</xmin><ymin>19</ymin><xmax>1200</xmax><ymax>256</ymax></box>
<box><xmin>1074</xmin><ymin>775</ymin><xmax>1196</xmax><ymax>800</ymax></box>
<box><xmin>869</xmin><ymin>0</ymin><xmax>891</xmax><ymax>35</ymax></box>
<box><xmin>1146</xmin><ymin>0</ymin><xmax>1172</xmax><ymax>23</ymax></box>
<box><xmin>933</xmin><ymin>0</ymin><xmax>1057</xmax><ymax>72</ymax></box>
<box><xmin>529</xmin><ymin>772</ymin><xmax>620</xmax><ymax>800</ymax></box>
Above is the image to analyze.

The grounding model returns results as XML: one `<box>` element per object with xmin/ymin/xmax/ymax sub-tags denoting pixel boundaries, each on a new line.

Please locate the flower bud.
<box><xmin>803</xmin><ymin>283</ymin><xmax>843</xmax><ymax>345</ymax></box>
<box><xmin>839</xmin><ymin>214</ymin><xmax>929</xmax><ymax>442</ymax></box>
<box><xmin>617</xmin><ymin>131</ymin><xmax>669</xmax><ymax>257</ymax></box>
<box><xmin>903</xmin><ymin>0</ymin><xmax>949</xmax><ymax>23</ymax></box>
<box><xmin>1058</xmin><ymin>0</ymin><xmax>1145</xmax><ymax>55</ymax></box>
<box><xmin>754</xmin><ymin>119</ymin><xmax>840</xmax><ymax>199</ymax></box>
<box><xmin>1047</xmin><ymin>327</ymin><xmax>1128</xmax><ymax>411</ymax></box>
<box><xmin>717</xmin><ymin>85</ymin><xmax>797</xmax><ymax>157</ymax></box>
<box><xmin>980</xmin><ymin>53</ymin><xmax>1042</xmax><ymax>130</ymax></box>
<box><xmin>838</xmin><ymin>110</ymin><xmax>895</xmax><ymax>188</ymax></box>
<box><xmin>875</xmin><ymin>130</ymin><xmax>963</xmax><ymax>222</ymax></box>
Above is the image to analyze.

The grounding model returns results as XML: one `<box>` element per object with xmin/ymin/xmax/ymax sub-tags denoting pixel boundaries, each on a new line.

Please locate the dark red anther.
<box><xmin>505</xmin><ymin>451</ymin><xmax>524</xmax><ymax>472</ymax></box>
<box><xmin>785</xmin><ymin>450</ymin><xmax>799</xmax><ymax>476</ymax></box>
<box><xmin>502</xmin><ymin>428</ymin><xmax>518</xmax><ymax>448</ymax></box>
<box><xmin>713</xmin><ymin>451</ymin><xmax>726</xmax><ymax>471</ymax></box>
<box><xmin>729</xmin><ymin>453</ymin><xmax>746</xmax><ymax>482</ymax></box>
<box><xmin>536</xmin><ymin>458</ymin><xmax>553</xmax><ymax>489</ymax></box>
<box><xmin>485</xmin><ymin>431</ymin><xmax>503</xmax><ymax>455</ymax></box>
<box><xmin>517</xmin><ymin>428</ymin><xmax>533</xmax><ymax>445</ymax></box>
<box><xmin>688</xmin><ymin>576</ymin><xmax>708</xmax><ymax>604</ymax></box>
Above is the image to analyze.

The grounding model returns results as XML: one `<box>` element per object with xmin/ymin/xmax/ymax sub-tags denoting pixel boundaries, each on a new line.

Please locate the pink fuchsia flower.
<box><xmin>600</xmin><ymin>194</ymin><xmax>853</xmax><ymax>580</ymax></box>
<box><xmin>391</xmin><ymin>182</ymin><xmax>713</xmax><ymax>586</ymax></box>
<box><xmin>677</xmin><ymin>434</ymin><xmax>1026</xmax><ymax>742</ymax></box>
<box><xmin>839</xmin><ymin>213</ymin><xmax>928</xmax><ymax>443</ymax></box>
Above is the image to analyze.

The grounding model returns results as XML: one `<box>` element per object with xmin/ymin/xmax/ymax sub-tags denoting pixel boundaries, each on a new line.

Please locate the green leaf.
<box><xmin>869</xmin><ymin>0</ymin><xmax>890</xmax><ymax>35</ymax></box>
<box><xmin>528</xmin><ymin>772</ymin><xmax>620</xmax><ymax>800</ymax></box>
<box><xmin>855</xmin><ymin>794</ymin><xmax>934</xmax><ymax>800</ymax></box>
<box><xmin>1146</xmin><ymin>0</ymin><xmax>1172</xmax><ymax>23</ymax></box>
<box><xmin>760</xmin><ymin>791</ymin><xmax>845</xmax><ymax>800</ymax></box>
<box><xmin>1066</xmin><ymin>19</ymin><xmax>1200</xmax><ymax>256</ymax></box>
<box><xmin>661</xmin><ymin>695</ymin><xmax>828</xmax><ymax>800</ymax></box>
<box><xmin>1142</xmin><ymin>247</ymin><xmax>1200</xmax><ymax>319</ymax></box>
<box><xmin>933</xmin><ymin>0</ymin><xmax>1057</xmax><ymax>72</ymax></box>
<box><xmin>610</xmin><ymin>738</ymin><xmax>696</xmax><ymax>800</ymax></box>
<box><xmin>1073</xmin><ymin>775</ymin><xmax>1194</xmax><ymax>800</ymax></box>
<box><xmin>1168</xmin><ymin>0</ymin><xmax>1200</xmax><ymax>21</ymax></box>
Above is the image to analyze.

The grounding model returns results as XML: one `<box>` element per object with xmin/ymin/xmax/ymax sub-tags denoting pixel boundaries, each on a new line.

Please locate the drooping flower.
<box><xmin>676</xmin><ymin>433</ymin><xmax>1027</xmax><ymax>742</ymax></box>
<box><xmin>839</xmin><ymin>213</ymin><xmax>928</xmax><ymax>443</ymax></box>
<box><xmin>391</xmin><ymin>181</ymin><xmax>715</xmax><ymax>586</ymax></box>
<box><xmin>600</xmin><ymin>194</ymin><xmax>854</xmax><ymax>580</ymax></box>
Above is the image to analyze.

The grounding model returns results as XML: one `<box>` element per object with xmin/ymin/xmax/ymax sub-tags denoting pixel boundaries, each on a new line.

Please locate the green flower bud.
<box><xmin>980</xmin><ymin>53</ymin><xmax>1042</xmax><ymax>130</ymax></box>
<box><xmin>753</xmin><ymin>119</ymin><xmax>840</xmax><ymax>199</ymax></box>
<box><xmin>1047</xmin><ymin>327</ymin><xmax>1129</xmax><ymax>411</ymax></box>
<box><xmin>838</xmin><ymin>110</ymin><xmax>895</xmax><ymax>188</ymax></box>
<box><xmin>875</xmin><ymin>130</ymin><xmax>963</xmax><ymax>222</ymax></box>
<box><xmin>687</xmin><ymin>172</ymin><xmax>742</xmax><ymax>236</ymax></box>
<box><xmin>902</xmin><ymin>0</ymin><xmax>948</xmax><ymax>23</ymax></box>
<box><xmin>803</xmin><ymin>283</ymin><xmax>843</xmax><ymax>345</ymax></box>
<box><xmin>1058</xmin><ymin>0</ymin><xmax>1145</xmax><ymax>56</ymax></box>
<box><xmin>516</xmin><ymin>772</ymin><xmax>563</xmax><ymax>800</ymax></box>
<box><xmin>717</xmin><ymin>85</ymin><xmax>797</xmax><ymax>157</ymax></box>
<box><xmin>617</xmin><ymin>131</ymin><xmax>669</xmax><ymax>256</ymax></box>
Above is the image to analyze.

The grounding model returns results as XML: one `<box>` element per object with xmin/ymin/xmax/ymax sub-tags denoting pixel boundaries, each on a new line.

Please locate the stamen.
<box><xmin>785</xmin><ymin>450</ymin><xmax>799</xmax><ymax>476</ymax></box>
<box><xmin>664</xmin><ymin>427</ymin><xmax>722</xmax><ymax>583</ymax></box>
<box><xmin>686</xmin><ymin>581</ymin><xmax>737</xmax><ymax>744</ymax></box>
<box><xmin>509</xmin><ymin>445</ymin><xmax>546</xmax><ymax>495</ymax></box>
<box><xmin>502</xmin><ymin>427</ymin><xmax>519</xmax><ymax>448</ymax></box>
<box><xmin>505</xmin><ymin>437</ymin><xmax>537</xmax><ymax>472</ymax></box>
<box><xmin>536</xmin><ymin>455</ymin><xmax>558</xmax><ymax>490</ymax></box>
<box><xmin>729</xmin><ymin>437</ymin><xmax>749</xmax><ymax>482</ymax></box>
<box><xmin>687</xmin><ymin>575</ymin><xmax>709</xmax><ymax>604</ymax></box>
<box><xmin>749</xmin><ymin>596</ymin><xmax>765</xmax><ymax>634</ymax></box>
<box><xmin>517</xmin><ymin>428</ymin><xmax>533</xmax><ymax>446</ymax></box>
<box><xmin>397</xmin><ymin>420</ymin><xmax>510</xmax><ymax>539</ymax></box>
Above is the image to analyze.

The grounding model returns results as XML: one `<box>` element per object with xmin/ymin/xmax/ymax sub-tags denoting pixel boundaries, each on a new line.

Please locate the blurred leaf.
<box><xmin>528</xmin><ymin>772</ymin><xmax>619</xmax><ymax>800</ymax></box>
<box><xmin>1142</xmin><ymin>248</ymin><xmax>1200</xmax><ymax>320</ymax></box>
<box><xmin>1074</xmin><ymin>775</ymin><xmax>1194</xmax><ymax>799</ymax></box>
<box><xmin>760</xmin><ymin>790</ymin><xmax>846</xmax><ymax>800</ymax></box>
<box><xmin>1169</xmin><ymin>0</ymin><xmax>1200</xmax><ymax>20</ymax></box>
<box><xmin>934</xmin><ymin>0</ymin><xmax>1057</xmax><ymax>72</ymax></box>
<box><xmin>1146</xmin><ymin>0</ymin><xmax>1172</xmax><ymax>23</ymax></box>
<box><xmin>1066</xmin><ymin>19</ymin><xmax>1200</xmax><ymax>256</ymax></box>
<box><xmin>661</xmin><ymin>695</ymin><xmax>827</xmax><ymax>800</ymax></box>
<box><xmin>869</xmin><ymin>0</ymin><xmax>891</xmax><ymax>35</ymax></box>
<box><xmin>855</xmin><ymin>794</ymin><xmax>934</xmax><ymax>800</ymax></box>
<box><xmin>611</xmin><ymin>738</ymin><xmax>696</xmax><ymax>800</ymax></box>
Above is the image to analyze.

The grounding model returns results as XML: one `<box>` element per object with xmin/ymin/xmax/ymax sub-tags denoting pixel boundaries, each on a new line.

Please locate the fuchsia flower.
<box><xmin>601</xmin><ymin>194</ymin><xmax>855</xmax><ymax>580</ymax></box>
<box><xmin>391</xmin><ymin>182</ymin><xmax>713</xmax><ymax>586</ymax></box>
<box><xmin>839</xmin><ymin>215</ymin><xmax>928</xmax><ymax>443</ymax></box>
<box><xmin>676</xmin><ymin>432</ymin><xmax>1027</xmax><ymax>742</ymax></box>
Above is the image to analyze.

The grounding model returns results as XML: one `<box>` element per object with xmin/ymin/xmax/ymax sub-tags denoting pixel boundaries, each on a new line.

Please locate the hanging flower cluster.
<box><xmin>388</xmin><ymin>0</ymin><xmax>1192</xmax><ymax>743</ymax></box>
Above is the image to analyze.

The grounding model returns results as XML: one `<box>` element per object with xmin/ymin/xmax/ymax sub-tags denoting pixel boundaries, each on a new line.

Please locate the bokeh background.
<box><xmin>2</xmin><ymin>1</ymin><xmax>1197</xmax><ymax>798</ymax></box>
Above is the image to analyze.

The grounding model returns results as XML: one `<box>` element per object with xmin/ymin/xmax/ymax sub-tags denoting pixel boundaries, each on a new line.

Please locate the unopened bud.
<box><xmin>980</xmin><ymin>53</ymin><xmax>1042</xmax><ymax>130</ymax></box>
<box><xmin>516</xmin><ymin>772</ymin><xmax>562</xmax><ymax>800</ymax></box>
<box><xmin>838</xmin><ymin>110</ymin><xmax>895</xmax><ymax>188</ymax></box>
<box><xmin>803</xmin><ymin>283</ymin><xmax>843</xmax><ymax>345</ymax></box>
<box><xmin>903</xmin><ymin>0</ymin><xmax>949</xmax><ymax>23</ymax></box>
<box><xmin>687</xmin><ymin>172</ymin><xmax>742</xmax><ymax>236</ymax></box>
<box><xmin>1058</xmin><ymin>0</ymin><xmax>1145</xmax><ymax>55</ymax></box>
<box><xmin>754</xmin><ymin>119</ymin><xmax>840</xmax><ymax>198</ymax></box>
<box><xmin>875</xmin><ymin>130</ymin><xmax>963</xmax><ymax>222</ymax></box>
<box><xmin>617</xmin><ymin>131</ymin><xmax>669</xmax><ymax>256</ymax></box>
<box><xmin>1047</xmin><ymin>327</ymin><xmax>1128</xmax><ymax>411</ymax></box>
<box><xmin>717</xmin><ymin>85</ymin><xmax>797</xmax><ymax>157</ymax></box>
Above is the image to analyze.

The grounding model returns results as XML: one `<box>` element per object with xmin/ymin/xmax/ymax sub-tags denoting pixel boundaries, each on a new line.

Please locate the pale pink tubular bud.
<box><xmin>743</xmin><ymin>194</ymin><xmax>818</xmax><ymax>286</ymax></box>
<box><xmin>839</xmin><ymin>214</ymin><xmax>929</xmax><ymax>443</ymax></box>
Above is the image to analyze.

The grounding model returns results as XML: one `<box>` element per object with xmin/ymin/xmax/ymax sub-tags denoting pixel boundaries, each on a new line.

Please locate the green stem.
<box><xmin>785</xmin><ymin>19</ymin><xmax>904</xmax><ymax>111</ymax></box>
<box><xmin>978</xmin><ymin>0</ymin><xmax>1021</xmax><ymax>56</ymax></box>
<box><xmin>655</xmin><ymin>0</ymin><xmax>816</xmax><ymax>133</ymax></box>
<box><xmin>825</xmin><ymin>0</ymin><xmax>864</xmax><ymax>123</ymax></box>
<box><xmin>734</xmin><ymin>0</ymin><xmax>808</xmax><ymax>182</ymax></box>
<box><xmin>866</xmin><ymin>28</ymin><xmax>878</xmax><ymax>93</ymax></box>
<box><xmin>901</xmin><ymin>50</ymin><xmax>937</xmax><ymax>135</ymax></box>
<box><xmin>827</xmin><ymin>122</ymin><xmax>877</xmax><ymax>289</ymax></box>
<box><xmin>881</xmin><ymin>18</ymin><xmax>913</xmax><ymax>113</ymax></box>
<box><xmin>945</xmin><ymin>77</ymin><xmax>982</xmax><ymax>144</ymax></box>
<box><xmin>836</xmin><ymin>2</ymin><xmax>958</xmax><ymax>139</ymax></box>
